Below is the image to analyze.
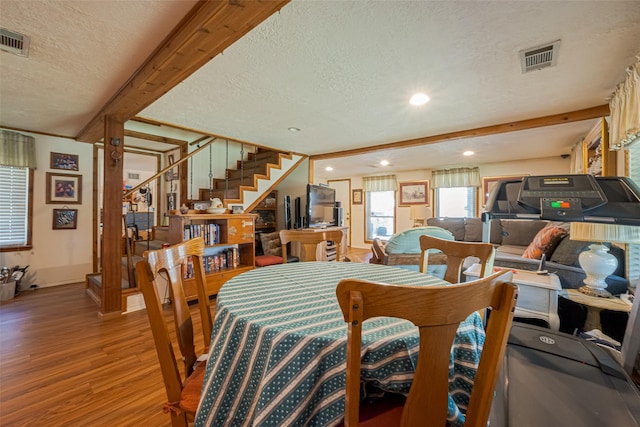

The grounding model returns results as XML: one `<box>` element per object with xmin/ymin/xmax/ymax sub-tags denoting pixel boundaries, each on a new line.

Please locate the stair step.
<box><xmin>227</xmin><ymin>163</ymin><xmax>270</xmax><ymax>179</ymax></box>
<box><xmin>214</xmin><ymin>176</ymin><xmax>256</xmax><ymax>189</ymax></box>
<box><xmin>86</xmin><ymin>273</ymin><xmax>131</xmax><ymax>289</ymax></box>
<box><xmin>208</xmin><ymin>188</ymin><xmax>240</xmax><ymax>200</ymax></box>
<box><xmin>248</xmin><ymin>149</ymin><xmax>282</xmax><ymax>162</ymax></box>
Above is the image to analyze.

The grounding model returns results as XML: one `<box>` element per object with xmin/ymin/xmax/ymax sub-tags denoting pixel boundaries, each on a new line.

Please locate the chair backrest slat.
<box><xmin>137</xmin><ymin>237</ymin><xmax>214</xmax><ymax>418</ymax></box>
<box><xmin>419</xmin><ymin>235</ymin><xmax>495</xmax><ymax>283</ymax></box>
<box><xmin>336</xmin><ymin>270</ymin><xmax>517</xmax><ymax>427</ymax></box>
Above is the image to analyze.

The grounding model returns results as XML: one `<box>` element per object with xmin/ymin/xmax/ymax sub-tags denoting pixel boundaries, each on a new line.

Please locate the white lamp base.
<box><xmin>578</xmin><ymin>244</ymin><xmax>617</xmax><ymax>299</ymax></box>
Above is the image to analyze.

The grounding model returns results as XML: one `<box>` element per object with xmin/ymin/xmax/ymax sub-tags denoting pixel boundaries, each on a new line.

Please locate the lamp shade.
<box><xmin>409</xmin><ymin>205</ymin><xmax>431</xmax><ymax>227</ymax></box>
<box><xmin>409</xmin><ymin>205</ymin><xmax>430</xmax><ymax>220</ymax></box>
<box><xmin>570</xmin><ymin>222</ymin><xmax>640</xmax><ymax>244</ymax></box>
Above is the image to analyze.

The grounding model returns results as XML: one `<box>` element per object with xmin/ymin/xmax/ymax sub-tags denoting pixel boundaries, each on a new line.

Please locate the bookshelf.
<box><xmin>169</xmin><ymin>213</ymin><xmax>256</xmax><ymax>300</ymax></box>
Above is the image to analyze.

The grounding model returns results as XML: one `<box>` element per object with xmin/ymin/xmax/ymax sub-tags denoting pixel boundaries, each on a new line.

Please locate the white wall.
<box><xmin>275</xmin><ymin>158</ymin><xmax>309</xmax><ymax>230</ymax></box>
<box><xmin>0</xmin><ymin>133</ymin><xmax>94</xmax><ymax>288</ymax></box>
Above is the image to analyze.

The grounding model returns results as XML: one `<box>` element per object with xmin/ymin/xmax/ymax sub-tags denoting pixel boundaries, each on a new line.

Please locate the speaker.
<box><xmin>334</xmin><ymin>207</ymin><xmax>344</xmax><ymax>227</ymax></box>
<box><xmin>284</xmin><ymin>195</ymin><xmax>292</xmax><ymax>230</ymax></box>
<box><xmin>294</xmin><ymin>197</ymin><xmax>301</xmax><ymax>229</ymax></box>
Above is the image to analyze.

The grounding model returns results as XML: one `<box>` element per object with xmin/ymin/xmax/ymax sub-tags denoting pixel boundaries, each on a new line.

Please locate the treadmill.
<box><xmin>484</xmin><ymin>175</ymin><xmax>640</xmax><ymax>426</ymax></box>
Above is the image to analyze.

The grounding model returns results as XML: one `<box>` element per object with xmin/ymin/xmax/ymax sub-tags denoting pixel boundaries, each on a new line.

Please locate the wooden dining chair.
<box><xmin>279</xmin><ymin>229</ymin><xmax>344</xmax><ymax>263</ymax></box>
<box><xmin>136</xmin><ymin>237</ymin><xmax>214</xmax><ymax>427</ymax></box>
<box><xmin>419</xmin><ymin>234</ymin><xmax>496</xmax><ymax>283</ymax></box>
<box><xmin>336</xmin><ymin>270</ymin><xmax>517</xmax><ymax>427</ymax></box>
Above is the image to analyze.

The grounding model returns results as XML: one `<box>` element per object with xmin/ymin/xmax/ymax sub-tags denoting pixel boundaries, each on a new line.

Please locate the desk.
<box><xmin>195</xmin><ymin>262</ymin><xmax>485</xmax><ymax>427</ymax></box>
<box><xmin>465</xmin><ymin>265</ymin><xmax>561</xmax><ymax>330</ymax></box>
<box><xmin>559</xmin><ymin>289</ymin><xmax>632</xmax><ymax>331</ymax></box>
<box><xmin>288</xmin><ymin>226</ymin><xmax>349</xmax><ymax>261</ymax></box>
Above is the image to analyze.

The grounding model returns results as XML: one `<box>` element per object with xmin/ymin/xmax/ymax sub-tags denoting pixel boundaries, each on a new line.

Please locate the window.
<box><xmin>0</xmin><ymin>165</ymin><xmax>32</xmax><ymax>251</ymax></box>
<box><xmin>436</xmin><ymin>186</ymin><xmax>476</xmax><ymax>217</ymax></box>
<box><xmin>366</xmin><ymin>191</ymin><xmax>395</xmax><ymax>241</ymax></box>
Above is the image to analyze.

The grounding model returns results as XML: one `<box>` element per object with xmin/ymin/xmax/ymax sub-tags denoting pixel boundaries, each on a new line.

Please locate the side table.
<box><xmin>464</xmin><ymin>264</ymin><xmax>561</xmax><ymax>330</ymax></box>
<box><xmin>559</xmin><ymin>289</ymin><xmax>632</xmax><ymax>331</ymax></box>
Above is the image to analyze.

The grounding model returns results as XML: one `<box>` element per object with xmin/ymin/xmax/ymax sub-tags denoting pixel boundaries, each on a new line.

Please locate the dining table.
<box><xmin>194</xmin><ymin>262</ymin><xmax>486</xmax><ymax>427</ymax></box>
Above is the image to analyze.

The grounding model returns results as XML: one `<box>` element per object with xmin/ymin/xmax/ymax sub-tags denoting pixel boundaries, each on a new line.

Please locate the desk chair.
<box><xmin>136</xmin><ymin>237</ymin><xmax>214</xmax><ymax>427</ymax></box>
<box><xmin>279</xmin><ymin>229</ymin><xmax>343</xmax><ymax>263</ymax></box>
<box><xmin>336</xmin><ymin>270</ymin><xmax>517</xmax><ymax>427</ymax></box>
<box><xmin>419</xmin><ymin>235</ymin><xmax>495</xmax><ymax>283</ymax></box>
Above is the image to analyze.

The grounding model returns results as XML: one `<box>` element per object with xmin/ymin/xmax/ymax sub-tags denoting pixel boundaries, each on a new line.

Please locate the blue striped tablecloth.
<box><xmin>195</xmin><ymin>262</ymin><xmax>485</xmax><ymax>427</ymax></box>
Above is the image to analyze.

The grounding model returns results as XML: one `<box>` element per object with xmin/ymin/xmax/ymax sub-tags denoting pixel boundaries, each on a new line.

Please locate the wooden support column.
<box><xmin>100</xmin><ymin>116</ymin><xmax>124</xmax><ymax>317</ymax></box>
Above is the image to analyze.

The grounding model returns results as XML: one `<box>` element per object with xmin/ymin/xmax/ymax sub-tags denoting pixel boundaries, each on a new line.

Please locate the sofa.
<box><xmin>426</xmin><ymin>217</ymin><xmax>626</xmax><ymax>291</ymax></box>
<box><xmin>370</xmin><ymin>226</ymin><xmax>455</xmax><ymax>277</ymax></box>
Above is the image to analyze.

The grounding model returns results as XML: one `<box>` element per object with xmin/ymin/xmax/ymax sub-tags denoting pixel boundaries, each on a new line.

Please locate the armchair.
<box><xmin>370</xmin><ymin>226</ymin><xmax>455</xmax><ymax>275</ymax></box>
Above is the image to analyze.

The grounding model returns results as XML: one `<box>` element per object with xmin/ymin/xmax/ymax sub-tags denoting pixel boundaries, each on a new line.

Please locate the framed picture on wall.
<box><xmin>50</xmin><ymin>152</ymin><xmax>79</xmax><ymax>171</ymax></box>
<box><xmin>481</xmin><ymin>175</ymin><xmax>528</xmax><ymax>205</ymax></box>
<box><xmin>352</xmin><ymin>189</ymin><xmax>363</xmax><ymax>205</ymax></box>
<box><xmin>399</xmin><ymin>181</ymin><xmax>429</xmax><ymax>206</ymax></box>
<box><xmin>46</xmin><ymin>172</ymin><xmax>82</xmax><ymax>204</ymax></box>
<box><xmin>52</xmin><ymin>208</ymin><xmax>78</xmax><ymax>230</ymax></box>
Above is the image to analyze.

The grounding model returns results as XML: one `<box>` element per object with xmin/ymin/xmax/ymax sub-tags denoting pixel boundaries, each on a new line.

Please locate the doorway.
<box><xmin>327</xmin><ymin>179</ymin><xmax>351</xmax><ymax>246</ymax></box>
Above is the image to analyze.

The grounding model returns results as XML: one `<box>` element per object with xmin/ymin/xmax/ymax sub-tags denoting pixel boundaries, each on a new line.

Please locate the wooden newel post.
<box><xmin>101</xmin><ymin>115</ymin><xmax>124</xmax><ymax>317</ymax></box>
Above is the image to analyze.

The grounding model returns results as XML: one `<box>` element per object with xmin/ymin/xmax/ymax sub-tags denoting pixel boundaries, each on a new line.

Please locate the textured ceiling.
<box><xmin>1</xmin><ymin>1</ymin><xmax>640</xmax><ymax>178</ymax></box>
<box><xmin>0</xmin><ymin>0</ymin><xmax>198</xmax><ymax>136</ymax></box>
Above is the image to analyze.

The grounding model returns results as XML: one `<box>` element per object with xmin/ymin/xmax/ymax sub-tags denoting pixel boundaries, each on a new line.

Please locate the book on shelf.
<box><xmin>183</xmin><ymin>223</ymin><xmax>220</xmax><ymax>245</ymax></box>
<box><xmin>184</xmin><ymin>248</ymin><xmax>241</xmax><ymax>278</ymax></box>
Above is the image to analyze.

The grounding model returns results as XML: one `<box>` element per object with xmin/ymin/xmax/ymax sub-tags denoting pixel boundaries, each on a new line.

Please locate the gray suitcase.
<box><xmin>490</xmin><ymin>323</ymin><xmax>640</xmax><ymax>426</ymax></box>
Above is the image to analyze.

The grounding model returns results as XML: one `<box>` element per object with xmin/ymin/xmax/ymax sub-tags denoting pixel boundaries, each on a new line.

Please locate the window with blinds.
<box><xmin>0</xmin><ymin>165</ymin><xmax>29</xmax><ymax>248</ymax></box>
<box><xmin>628</xmin><ymin>142</ymin><xmax>640</xmax><ymax>282</ymax></box>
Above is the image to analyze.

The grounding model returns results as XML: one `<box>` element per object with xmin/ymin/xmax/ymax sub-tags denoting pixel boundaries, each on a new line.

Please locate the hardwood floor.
<box><xmin>0</xmin><ymin>247</ymin><xmax>372</xmax><ymax>426</ymax></box>
<box><xmin>0</xmin><ymin>282</ymin><xmax>193</xmax><ymax>427</ymax></box>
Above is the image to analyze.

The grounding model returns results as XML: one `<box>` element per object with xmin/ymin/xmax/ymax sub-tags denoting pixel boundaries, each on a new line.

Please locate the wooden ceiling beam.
<box><xmin>124</xmin><ymin>129</ymin><xmax>186</xmax><ymax>146</ymax></box>
<box><xmin>76</xmin><ymin>0</ymin><xmax>291</xmax><ymax>143</ymax></box>
<box><xmin>310</xmin><ymin>104</ymin><xmax>610</xmax><ymax>161</ymax></box>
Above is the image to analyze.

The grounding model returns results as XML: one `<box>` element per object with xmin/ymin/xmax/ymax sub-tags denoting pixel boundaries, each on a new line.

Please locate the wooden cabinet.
<box><xmin>583</xmin><ymin>118</ymin><xmax>616</xmax><ymax>176</ymax></box>
<box><xmin>169</xmin><ymin>213</ymin><xmax>256</xmax><ymax>300</ymax></box>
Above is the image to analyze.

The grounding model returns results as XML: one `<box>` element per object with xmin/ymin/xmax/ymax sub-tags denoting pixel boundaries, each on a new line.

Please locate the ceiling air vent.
<box><xmin>519</xmin><ymin>40</ymin><xmax>560</xmax><ymax>73</ymax></box>
<box><xmin>0</xmin><ymin>28</ymin><xmax>30</xmax><ymax>57</ymax></box>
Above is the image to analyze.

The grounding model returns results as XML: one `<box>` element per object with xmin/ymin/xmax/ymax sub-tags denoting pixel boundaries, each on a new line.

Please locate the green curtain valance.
<box><xmin>432</xmin><ymin>167</ymin><xmax>480</xmax><ymax>188</ymax></box>
<box><xmin>362</xmin><ymin>174</ymin><xmax>398</xmax><ymax>192</ymax></box>
<box><xmin>0</xmin><ymin>130</ymin><xmax>37</xmax><ymax>168</ymax></box>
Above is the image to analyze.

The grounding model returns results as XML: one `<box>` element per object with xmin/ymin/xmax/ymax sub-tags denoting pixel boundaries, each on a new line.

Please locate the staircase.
<box><xmin>203</xmin><ymin>148</ymin><xmax>304</xmax><ymax>211</ymax></box>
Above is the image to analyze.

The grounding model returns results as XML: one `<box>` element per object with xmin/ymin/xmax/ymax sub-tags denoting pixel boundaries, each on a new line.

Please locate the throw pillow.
<box><xmin>522</xmin><ymin>226</ymin><xmax>567</xmax><ymax>260</ymax></box>
<box><xmin>549</xmin><ymin>237</ymin><xmax>589</xmax><ymax>266</ymax></box>
<box><xmin>259</xmin><ymin>231</ymin><xmax>282</xmax><ymax>256</ymax></box>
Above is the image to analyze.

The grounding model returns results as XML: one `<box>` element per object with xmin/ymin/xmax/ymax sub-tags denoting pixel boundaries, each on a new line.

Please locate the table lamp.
<box><xmin>570</xmin><ymin>222</ymin><xmax>640</xmax><ymax>298</ymax></box>
<box><xmin>410</xmin><ymin>205</ymin><xmax>431</xmax><ymax>227</ymax></box>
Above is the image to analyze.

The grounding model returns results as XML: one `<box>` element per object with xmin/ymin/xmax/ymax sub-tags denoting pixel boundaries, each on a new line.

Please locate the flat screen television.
<box><xmin>306</xmin><ymin>184</ymin><xmax>336</xmax><ymax>228</ymax></box>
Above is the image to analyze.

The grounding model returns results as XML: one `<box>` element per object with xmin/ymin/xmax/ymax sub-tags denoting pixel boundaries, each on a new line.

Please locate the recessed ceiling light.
<box><xmin>463</xmin><ymin>150</ymin><xmax>475</xmax><ymax>156</ymax></box>
<box><xmin>380</xmin><ymin>160</ymin><xmax>390</xmax><ymax>166</ymax></box>
<box><xmin>288</xmin><ymin>127</ymin><xmax>301</xmax><ymax>132</ymax></box>
<box><xmin>325</xmin><ymin>166</ymin><xmax>334</xmax><ymax>171</ymax></box>
<box><xmin>409</xmin><ymin>93</ymin><xmax>430</xmax><ymax>106</ymax></box>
